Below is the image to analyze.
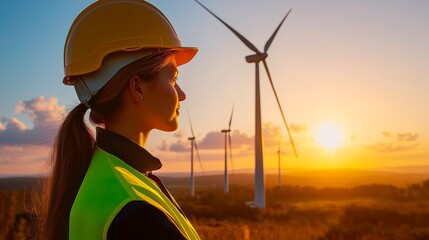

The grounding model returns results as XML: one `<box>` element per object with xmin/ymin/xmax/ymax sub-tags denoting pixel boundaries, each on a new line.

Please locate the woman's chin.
<box><xmin>157</xmin><ymin>121</ymin><xmax>178</xmax><ymax>132</ymax></box>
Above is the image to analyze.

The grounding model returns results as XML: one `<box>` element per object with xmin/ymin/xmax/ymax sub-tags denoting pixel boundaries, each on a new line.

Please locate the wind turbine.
<box><xmin>187</xmin><ymin>109</ymin><xmax>205</xmax><ymax>197</ymax></box>
<box><xmin>195</xmin><ymin>0</ymin><xmax>298</xmax><ymax>208</ymax></box>
<box><xmin>277</xmin><ymin>141</ymin><xmax>285</xmax><ymax>187</ymax></box>
<box><xmin>221</xmin><ymin>105</ymin><xmax>234</xmax><ymax>193</ymax></box>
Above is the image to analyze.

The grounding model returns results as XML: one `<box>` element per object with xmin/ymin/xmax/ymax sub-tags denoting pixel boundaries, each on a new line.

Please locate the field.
<box><xmin>0</xmin><ymin>175</ymin><xmax>429</xmax><ymax>240</ymax></box>
<box><xmin>176</xmin><ymin>182</ymin><xmax>429</xmax><ymax>240</ymax></box>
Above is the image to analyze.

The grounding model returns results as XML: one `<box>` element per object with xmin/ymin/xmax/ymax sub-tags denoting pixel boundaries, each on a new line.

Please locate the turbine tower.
<box><xmin>195</xmin><ymin>1</ymin><xmax>298</xmax><ymax>208</ymax></box>
<box><xmin>221</xmin><ymin>105</ymin><xmax>234</xmax><ymax>193</ymax></box>
<box><xmin>187</xmin><ymin>109</ymin><xmax>204</xmax><ymax>197</ymax></box>
<box><xmin>277</xmin><ymin>141</ymin><xmax>285</xmax><ymax>187</ymax></box>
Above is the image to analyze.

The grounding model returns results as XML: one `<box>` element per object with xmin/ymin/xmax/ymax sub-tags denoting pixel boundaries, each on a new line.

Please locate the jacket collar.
<box><xmin>96</xmin><ymin>127</ymin><xmax>162</xmax><ymax>173</ymax></box>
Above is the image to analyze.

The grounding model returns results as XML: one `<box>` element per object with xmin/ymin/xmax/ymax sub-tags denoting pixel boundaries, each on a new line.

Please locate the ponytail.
<box><xmin>42</xmin><ymin>103</ymin><xmax>94</xmax><ymax>240</ymax></box>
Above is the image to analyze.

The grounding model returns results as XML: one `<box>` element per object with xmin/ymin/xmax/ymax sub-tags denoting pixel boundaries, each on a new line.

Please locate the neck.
<box><xmin>105</xmin><ymin>123</ymin><xmax>150</xmax><ymax>147</ymax></box>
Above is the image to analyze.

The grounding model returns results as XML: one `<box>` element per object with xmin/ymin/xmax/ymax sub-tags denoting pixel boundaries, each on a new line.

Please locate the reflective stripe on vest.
<box><xmin>69</xmin><ymin>147</ymin><xmax>200</xmax><ymax>240</ymax></box>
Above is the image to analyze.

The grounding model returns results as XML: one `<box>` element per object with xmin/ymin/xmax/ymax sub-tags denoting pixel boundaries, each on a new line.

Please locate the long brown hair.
<box><xmin>40</xmin><ymin>50</ymin><xmax>175</xmax><ymax>240</ymax></box>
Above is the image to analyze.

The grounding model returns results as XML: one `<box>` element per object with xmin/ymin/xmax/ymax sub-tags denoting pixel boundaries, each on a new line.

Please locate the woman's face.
<box><xmin>140</xmin><ymin>57</ymin><xmax>186</xmax><ymax>132</ymax></box>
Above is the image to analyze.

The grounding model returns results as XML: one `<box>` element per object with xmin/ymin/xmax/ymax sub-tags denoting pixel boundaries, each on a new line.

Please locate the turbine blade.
<box><xmin>264</xmin><ymin>8</ymin><xmax>292</xmax><ymax>53</ymax></box>
<box><xmin>262</xmin><ymin>59</ymin><xmax>298</xmax><ymax>159</ymax></box>
<box><xmin>194</xmin><ymin>141</ymin><xmax>205</xmax><ymax>175</ymax></box>
<box><xmin>228</xmin><ymin>133</ymin><xmax>234</xmax><ymax>174</ymax></box>
<box><xmin>187</xmin><ymin>108</ymin><xmax>195</xmax><ymax>137</ymax></box>
<box><xmin>228</xmin><ymin>105</ymin><xmax>234</xmax><ymax>129</ymax></box>
<box><xmin>194</xmin><ymin>0</ymin><xmax>260</xmax><ymax>54</ymax></box>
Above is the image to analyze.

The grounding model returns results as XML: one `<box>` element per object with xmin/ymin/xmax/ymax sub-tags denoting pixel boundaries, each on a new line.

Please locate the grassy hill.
<box><xmin>0</xmin><ymin>177</ymin><xmax>43</xmax><ymax>191</ymax></box>
<box><xmin>1</xmin><ymin>172</ymin><xmax>428</xmax><ymax>240</ymax></box>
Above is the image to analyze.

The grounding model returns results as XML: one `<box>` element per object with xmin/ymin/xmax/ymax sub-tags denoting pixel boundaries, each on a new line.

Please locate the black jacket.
<box><xmin>96</xmin><ymin>128</ymin><xmax>187</xmax><ymax>240</ymax></box>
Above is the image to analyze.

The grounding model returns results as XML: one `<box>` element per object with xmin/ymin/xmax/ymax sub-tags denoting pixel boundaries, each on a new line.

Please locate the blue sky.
<box><xmin>1</xmin><ymin>0</ymin><xmax>428</xmax><ymax>175</ymax></box>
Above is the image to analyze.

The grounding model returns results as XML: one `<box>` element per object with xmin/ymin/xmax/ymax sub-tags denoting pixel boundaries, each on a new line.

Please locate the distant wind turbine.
<box><xmin>277</xmin><ymin>141</ymin><xmax>285</xmax><ymax>187</ymax></box>
<box><xmin>195</xmin><ymin>0</ymin><xmax>298</xmax><ymax>208</ymax></box>
<box><xmin>221</xmin><ymin>105</ymin><xmax>234</xmax><ymax>193</ymax></box>
<box><xmin>187</xmin><ymin>109</ymin><xmax>205</xmax><ymax>197</ymax></box>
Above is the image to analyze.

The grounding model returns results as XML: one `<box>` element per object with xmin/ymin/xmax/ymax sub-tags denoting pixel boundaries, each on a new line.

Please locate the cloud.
<box><xmin>366</xmin><ymin>131</ymin><xmax>421</xmax><ymax>153</ymax></box>
<box><xmin>167</xmin><ymin>129</ymin><xmax>254</xmax><ymax>152</ymax></box>
<box><xmin>198</xmin><ymin>129</ymin><xmax>255</xmax><ymax>150</ymax></box>
<box><xmin>162</xmin><ymin>122</ymin><xmax>307</xmax><ymax>152</ymax></box>
<box><xmin>173</xmin><ymin>131</ymin><xmax>185</xmax><ymax>139</ymax></box>
<box><xmin>199</xmin><ymin>131</ymin><xmax>224</xmax><ymax>149</ymax></box>
<box><xmin>165</xmin><ymin>123</ymin><xmax>289</xmax><ymax>152</ymax></box>
<box><xmin>230</xmin><ymin>130</ymin><xmax>253</xmax><ymax>148</ymax></box>
<box><xmin>0</xmin><ymin>96</ymin><xmax>66</xmax><ymax>145</ymax></box>
<box><xmin>157</xmin><ymin>140</ymin><xmax>168</xmax><ymax>151</ymax></box>
<box><xmin>15</xmin><ymin>96</ymin><xmax>65</xmax><ymax>128</ymax></box>
<box><xmin>0</xmin><ymin>145</ymin><xmax>49</xmax><ymax>165</ymax></box>
<box><xmin>382</xmin><ymin>131</ymin><xmax>392</xmax><ymax>138</ymax></box>
<box><xmin>366</xmin><ymin>142</ymin><xmax>420</xmax><ymax>153</ymax></box>
<box><xmin>262</xmin><ymin>122</ymin><xmax>282</xmax><ymax>148</ymax></box>
<box><xmin>289</xmin><ymin>123</ymin><xmax>307</xmax><ymax>134</ymax></box>
<box><xmin>2</xmin><ymin>118</ymin><xmax>27</xmax><ymax>131</ymax></box>
<box><xmin>169</xmin><ymin>140</ymin><xmax>190</xmax><ymax>152</ymax></box>
<box><xmin>382</xmin><ymin>131</ymin><xmax>419</xmax><ymax>142</ymax></box>
<box><xmin>397</xmin><ymin>132</ymin><xmax>419</xmax><ymax>142</ymax></box>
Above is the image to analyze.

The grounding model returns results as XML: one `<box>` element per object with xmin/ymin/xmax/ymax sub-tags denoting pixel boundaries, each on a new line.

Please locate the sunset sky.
<box><xmin>1</xmin><ymin>0</ymin><xmax>428</xmax><ymax>176</ymax></box>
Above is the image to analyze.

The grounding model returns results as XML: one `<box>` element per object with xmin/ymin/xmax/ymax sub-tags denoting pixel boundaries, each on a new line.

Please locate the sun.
<box><xmin>316</xmin><ymin>123</ymin><xmax>343</xmax><ymax>151</ymax></box>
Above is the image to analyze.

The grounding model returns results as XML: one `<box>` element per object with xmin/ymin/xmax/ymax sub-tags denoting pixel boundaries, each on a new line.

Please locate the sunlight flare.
<box><xmin>316</xmin><ymin>123</ymin><xmax>343</xmax><ymax>151</ymax></box>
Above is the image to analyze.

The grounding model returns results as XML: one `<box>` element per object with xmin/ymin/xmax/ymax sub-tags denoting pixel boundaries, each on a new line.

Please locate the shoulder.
<box><xmin>107</xmin><ymin>201</ymin><xmax>187</xmax><ymax>240</ymax></box>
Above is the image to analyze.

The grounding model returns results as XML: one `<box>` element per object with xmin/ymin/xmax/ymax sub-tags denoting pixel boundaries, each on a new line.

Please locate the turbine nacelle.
<box><xmin>221</xmin><ymin>129</ymin><xmax>231</xmax><ymax>133</ymax></box>
<box><xmin>188</xmin><ymin>137</ymin><xmax>195</xmax><ymax>141</ymax></box>
<box><xmin>246</xmin><ymin>53</ymin><xmax>268</xmax><ymax>63</ymax></box>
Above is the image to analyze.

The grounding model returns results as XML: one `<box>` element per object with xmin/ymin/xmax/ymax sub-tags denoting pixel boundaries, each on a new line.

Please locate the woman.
<box><xmin>41</xmin><ymin>1</ymin><xmax>200</xmax><ymax>239</ymax></box>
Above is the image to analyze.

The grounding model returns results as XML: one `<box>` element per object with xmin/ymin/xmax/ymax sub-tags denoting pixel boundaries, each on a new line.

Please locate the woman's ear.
<box><xmin>128</xmin><ymin>75</ymin><xmax>144</xmax><ymax>101</ymax></box>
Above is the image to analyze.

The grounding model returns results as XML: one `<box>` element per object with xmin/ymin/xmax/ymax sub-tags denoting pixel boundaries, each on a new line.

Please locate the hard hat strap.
<box><xmin>74</xmin><ymin>77</ymin><xmax>92</xmax><ymax>109</ymax></box>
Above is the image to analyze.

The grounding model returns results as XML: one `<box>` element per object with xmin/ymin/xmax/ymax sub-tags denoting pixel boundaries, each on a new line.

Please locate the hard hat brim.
<box><xmin>173</xmin><ymin>47</ymin><xmax>198</xmax><ymax>67</ymax></box>
<box><xmin>63</xmin><ymin>46</ymin><xmax>198</xmax><ymax>85</ymax></box>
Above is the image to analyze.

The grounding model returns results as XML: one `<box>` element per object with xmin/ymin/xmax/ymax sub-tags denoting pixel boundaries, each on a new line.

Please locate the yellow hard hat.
<box><xmin>63</xmin><ymin>0</ymin><xmax>198</xmax><ymax>85</ymax></box>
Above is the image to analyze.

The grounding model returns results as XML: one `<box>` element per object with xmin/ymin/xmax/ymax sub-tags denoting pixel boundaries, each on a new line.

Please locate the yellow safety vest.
<box><xmin>69</xmin><ymin>147</ymin><xmax>200</xmax><ymax>240</ymax></box>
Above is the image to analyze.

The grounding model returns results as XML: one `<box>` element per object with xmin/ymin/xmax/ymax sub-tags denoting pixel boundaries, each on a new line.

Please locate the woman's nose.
<box><xmin>175</xmin><ymin>84</ymin><xmax>186</xmax><ymax>101</ymax></box>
